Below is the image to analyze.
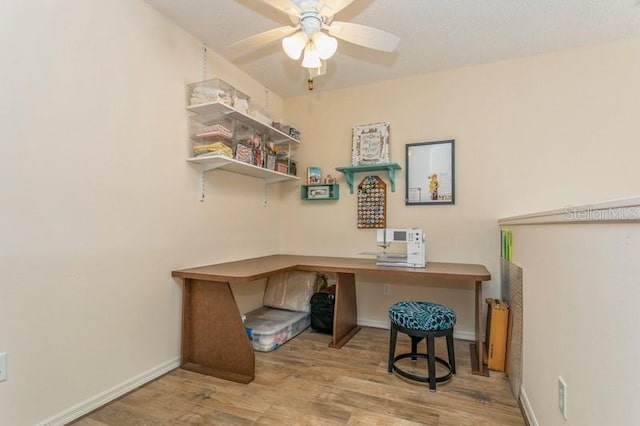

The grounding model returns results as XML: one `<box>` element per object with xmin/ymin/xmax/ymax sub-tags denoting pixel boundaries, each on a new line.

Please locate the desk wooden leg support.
<box><xmin>181</xmin><ymin>279</ymin><xmax>255</xmax><ymax>384</ymax></box>
<box><xmin>329</xmin><ymin>272</ymin><xmax>361</xmax><ymax>348</ymax></box>
<box><xmin>470</xmin><ymin>279</ymin><xmax>489</xmax><ymax>376</ymax></box>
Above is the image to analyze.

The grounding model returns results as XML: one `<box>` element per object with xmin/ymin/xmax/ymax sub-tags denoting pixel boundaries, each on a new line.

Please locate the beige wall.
<box><xmin>210</xmin><ymin>35</ymin><xmax>640</xmax><ymax>426</ymax></box>
<box><xmin>2</xmin><ymin>0</ymin><xmax>640</xmax><ymax>424</ymax></box>
<box><xmin>506</xmin><ymin>219</ymin><xmax>640</xmax><ymax>426</ymax></box>
<box><xmin>283</xmin><ymin>36</ymin><xmax>640</xmax><ymax>332</ymax></box>
<box><xmin>0</xmin><ymin>1</ymin><xmax>281</xmax><ymax>424</ymax></box>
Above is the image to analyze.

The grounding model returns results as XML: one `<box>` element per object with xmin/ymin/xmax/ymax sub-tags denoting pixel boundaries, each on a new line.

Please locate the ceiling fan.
<box><xmin>231</xmin><ymin>0</ymin><xmax>400</xmax><ymax>72</ymax></box>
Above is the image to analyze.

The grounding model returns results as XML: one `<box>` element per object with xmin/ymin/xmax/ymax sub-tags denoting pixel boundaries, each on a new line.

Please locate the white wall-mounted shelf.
<box><xmin>185</xmin><ymin>92</ymin><xmax>300</xmax><ymax>203</ymax></box>
<box><xmin>188</xmin><ymin>154</ymin><xmax>299</xmax><ymax>183</ymax></box>
<box><xmin>188</xmin><ymin>101</ymin><xmax>300</xmax><ymax>146</ymax></box>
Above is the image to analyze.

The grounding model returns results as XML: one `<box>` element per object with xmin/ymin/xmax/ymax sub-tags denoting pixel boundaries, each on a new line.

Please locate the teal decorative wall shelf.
<box><xmin>335</xmin><ymin>163</ymin><xmax>401</xmax><ymax>194</ymax></box>
<box><xmin>301</xmin><ymin>183</ymin><xmax>340</xmax><ymax>200</ymax></box>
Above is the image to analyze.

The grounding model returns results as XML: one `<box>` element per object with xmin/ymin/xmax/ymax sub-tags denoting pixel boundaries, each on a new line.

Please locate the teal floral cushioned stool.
<box><xmin>388</xmin><ymin>301</ymin><xmax>456</xmax><ymax>391</ymax></box>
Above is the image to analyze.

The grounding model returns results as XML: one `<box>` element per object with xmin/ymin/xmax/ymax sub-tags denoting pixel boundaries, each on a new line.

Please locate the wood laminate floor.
<box><xmin>72</xmin><ymin>327</ymin><xmax>525</xmax><ymax>425</ymax></box>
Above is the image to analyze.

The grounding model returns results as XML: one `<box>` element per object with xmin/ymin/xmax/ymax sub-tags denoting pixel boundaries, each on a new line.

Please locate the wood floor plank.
<box><xmin>72</xmin><ymin>327</ymin><xmax>525</xmax><ymax>425</ymax></box>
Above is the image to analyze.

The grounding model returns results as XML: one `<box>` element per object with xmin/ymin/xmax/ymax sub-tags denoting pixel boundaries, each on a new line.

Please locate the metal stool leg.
<box><xmin>426</xmin><ymin>333</ymin><xmax>437</xmax><ymax>391</ymax></box>
<box><xmin>446</xmin><ymin>330</ymin><xmax>456</xmax><ymax>375</ymax></box>
<box><xmin>410</xmin><ymin>336</ymin><xmax>424</xmax><ymax>362</ymax></box>
<box><xmin>388</xmin><ymin>324</ymin><xmax>397</xmax><ymax>373</ymax></box>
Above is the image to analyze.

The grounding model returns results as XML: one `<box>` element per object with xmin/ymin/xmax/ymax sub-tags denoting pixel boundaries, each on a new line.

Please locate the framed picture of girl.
<box><xmin>406</xmin><ymin>140</ymin><xmax>455</xmax><ymax>205</ymax></box>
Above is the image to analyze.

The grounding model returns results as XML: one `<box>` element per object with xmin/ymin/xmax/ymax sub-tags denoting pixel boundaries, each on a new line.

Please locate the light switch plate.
<box><xmin>558</xmin><ymin>376</ymin><xmax>567</xmax><ymax>419</ymax></box>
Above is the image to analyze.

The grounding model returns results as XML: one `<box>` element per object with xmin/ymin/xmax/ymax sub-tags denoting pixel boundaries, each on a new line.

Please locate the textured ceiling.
<box><xmin>145</xmin><ymin>0</ymin><xmax>640</xmax><ymax>98</ymax></box>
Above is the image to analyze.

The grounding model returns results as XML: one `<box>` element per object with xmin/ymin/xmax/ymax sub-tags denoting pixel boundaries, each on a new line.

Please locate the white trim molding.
<box><xmin>519</xmin><ymin>386</ymin><xmax>539</xmax><ymax>426</ymax></box>
<box><xmin>499</xmin><ymin>196</ymin><xmax>640</xmax><ymax>226</ymax></box>
<box><xmin>38</xmin><ymin>357</ymin><xmax>181</xmax><ymax>426</ymax></box>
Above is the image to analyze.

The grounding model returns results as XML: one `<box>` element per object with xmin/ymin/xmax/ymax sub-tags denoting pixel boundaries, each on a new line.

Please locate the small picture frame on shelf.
<box><xmin>307</xmin><ymin>166</ymin><xmax>322</xmax><ymax>184</ymax></box>
<box><xmin>307</xmin><ymin>185</ymin><xmax>331</xmax><ymax>199</ymax></box>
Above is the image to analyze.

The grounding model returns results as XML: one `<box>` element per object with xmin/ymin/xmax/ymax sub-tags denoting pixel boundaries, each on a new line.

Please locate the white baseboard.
<box><xmin>38</xmin><ymin>356</ymin><xmax>181</xmax><ymax>426</ymax></box>
<box><xmin>37</xmin><ymin>322</ymin><xmax>478</xmax><ymax>425</ymax></box>
<box><xmin>357</xmin><ymin>318</ymin><xmax>389</xmax><ymax>329</ymax></box>
<box><xmin>357</xmin><ymin>319</ymin><xmax>476</xmax><ymax>341</ymax></box>
<box><xmin>519</xmin><ymin>386</ymin><xmax>538</xmax><ymax>426</ymax></box>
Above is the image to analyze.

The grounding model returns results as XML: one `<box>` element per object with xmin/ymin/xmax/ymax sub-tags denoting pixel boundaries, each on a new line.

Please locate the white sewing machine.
<box><xmin>375</xmin><ymin>228</ymin><xmax>426</xmax><ymax>268</ymax></box>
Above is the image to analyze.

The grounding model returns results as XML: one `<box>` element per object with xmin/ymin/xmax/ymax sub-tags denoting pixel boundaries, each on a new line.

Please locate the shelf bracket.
<box><xmin>342</xmin><ymin>171</ymin><xmax>355</xmax><ymax>194</ymax></box>
<box><xmin>263</xmin><ymin>182</ymin><xmax>268</xmax><ymax>207</ymax></box>
<box><xmin>387</xmin><ymin>166</ymin><xmax>398</xmax><ymax>192</ymax></box>
<box><xmin>200</xmin><ymin>171</ymin><xmax>206</xmax><ymax>202</ymax></box>
<box><xmin>335</xmin><ymin>163</ymin><xmax>402</xmax><ymax>194</ymax></box>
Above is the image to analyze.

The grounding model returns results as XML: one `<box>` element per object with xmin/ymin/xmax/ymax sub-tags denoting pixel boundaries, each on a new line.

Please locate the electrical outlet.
<box><xmin>383</xmin><ymin>283</ymin><xmax>391</xmax><ymax>296</ymax></box>
<box><xmin>0</xmin><ymin>352</ymin><xmax>6</xmax><ymax>382</ymax></box>
<box><xmin>558</xmin><ymin>376</ymin><xmax>567</xmax><ymax>419</ymax></box>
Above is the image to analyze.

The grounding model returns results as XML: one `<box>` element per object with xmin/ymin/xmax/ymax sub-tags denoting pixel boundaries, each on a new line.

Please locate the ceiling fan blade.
<box><xmin>256</xmin><ymin>0</ymin><xmax>300</xmax><ymax>17</ymax></box>
<box><xmin>230</xmin><ymin>26</ymin><xmax>299</xmax><ymax>53</ymax></box>
<box><xmin>328</xmin><ymin>21</ymin><xmax>400</xmax><ymax>52</ymax></box>
<box><xmin>316</xmin><ymin>0</ymin><xmax>355</xmax><ymax>19</ymax></box>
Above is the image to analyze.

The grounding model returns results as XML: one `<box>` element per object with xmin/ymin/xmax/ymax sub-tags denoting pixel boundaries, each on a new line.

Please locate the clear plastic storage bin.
<box><xmin>187</xmin><ymin>78</ymin><xmax>250</xmax><ymax>110</ymax></box>
<box><xmin>191</xmin><ymin>138</ymin><xmax>234</xmax><ymax>158</ymax></box>
<box><xmin>190</xmin><ymin>115</ymin><xmax>235</xmax><ymax>140</ymax></box>
<box><xmin>233</xmin><ymin>122</ymin><xmax>265</xmax><ymax>166</ymax></box>
<box><xmin>190</xmin><ymin>115</ymin><xmax>235</xmax><ymax>158</ymax></box>
<box><xmin>189</xmin><ymin>114</ymin><xmax>236</xmax><ymax>142</ymax></box>
<box><xmin>244</xmin><ymin>307</ymin><xmax>311</xmax><ymax>352</ymax></box>
<box><xmin>248</xmin><ymin>102</ymin><xmax>273</xmax><ymax>126</ymax></box>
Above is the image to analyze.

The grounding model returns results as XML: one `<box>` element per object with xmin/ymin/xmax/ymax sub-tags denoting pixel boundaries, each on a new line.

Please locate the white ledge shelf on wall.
<box><xmin>188</xmin><ymin>155</ymin><xmax>299</xmax><ymax>206</ymax></box>
<box><xmin>187</xmin><ymin>101</ymin><xmax>299</xmax><ymax>146</ymax></box>
<box><xmin>188</xmin><ymin>155</ymin><xmax>299</xmax><ymax>183</ymax></box>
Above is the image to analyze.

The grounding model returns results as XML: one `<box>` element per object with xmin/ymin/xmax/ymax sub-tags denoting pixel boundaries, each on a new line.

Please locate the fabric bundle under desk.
<box><xmin>243</xmin><ymin>271</ymin><xmax>327</xmax><ymax>352</ymax></box>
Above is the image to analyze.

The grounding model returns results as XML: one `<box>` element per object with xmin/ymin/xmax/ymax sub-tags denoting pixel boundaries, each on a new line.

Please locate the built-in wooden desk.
<box><xmin>172</xmin><ymin>255</ymin><xmax>491</xmax><ymax>383</ymax></box>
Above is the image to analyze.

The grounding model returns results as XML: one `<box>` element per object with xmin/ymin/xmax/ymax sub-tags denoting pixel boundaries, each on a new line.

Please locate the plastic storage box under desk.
<box><xmin>244</xmin><ymin>306</ymin><xmax>310</xmax><ymax>352</ymax></box>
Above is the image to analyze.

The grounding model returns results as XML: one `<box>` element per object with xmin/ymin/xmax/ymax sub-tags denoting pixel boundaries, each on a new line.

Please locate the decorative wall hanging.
<box><xmin>357</xmin><ymin>175</ymin><xmax>387</xmax><ymax>228</ymax></box>
<box><xmin>406</xmin><ymin>139</ymin><xmax>455</xmax><ymax>205</ymax></box>
<box><xmin>352</xmin><ymin>122</ymin><xmax>390</xmax><ymax>166</ymax></box>
<box><xmin>307</xmin><ymin>185</ymin><xmax>331</xmax><ymax>199</ymax></box>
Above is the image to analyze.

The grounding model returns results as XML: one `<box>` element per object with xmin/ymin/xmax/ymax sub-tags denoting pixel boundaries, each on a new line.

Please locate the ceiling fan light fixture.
<box><xmin>312</xmin><ymin>31</ymin><xmax>338</xmax><ymax>60</ymax></box>
<box><xmin>231</xmin><ymin>0</ymin><xmax>401</xmax><ymax>77</ymax></box>
<box><xmin>308</xmin><ymin>61</ymin><xmax>326</xmax><ymax>77</ymax></box>
<box><xmin>282</xmin><ymin>32</ymin><xmax>308</xmax><ymax>60</ymax></box>
<box><xmin>301</xmin><ymin>45</ymin><xmax>322</xmax><ymax>68</ymax></box>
